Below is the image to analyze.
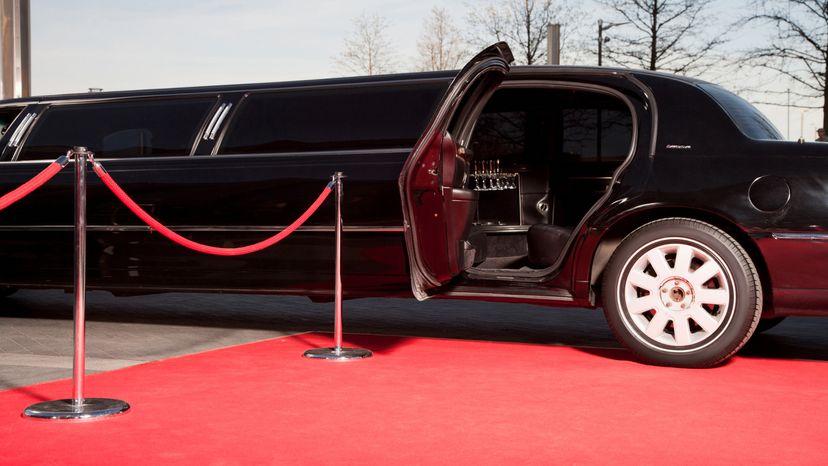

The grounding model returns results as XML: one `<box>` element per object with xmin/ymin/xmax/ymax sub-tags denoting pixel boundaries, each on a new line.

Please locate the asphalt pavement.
<box><xmin>1</xmin><ymin>289</ymin><xmax>826</xmax><ymax>389</ymax></box>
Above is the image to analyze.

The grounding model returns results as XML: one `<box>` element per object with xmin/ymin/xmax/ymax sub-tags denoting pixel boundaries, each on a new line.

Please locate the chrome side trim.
<box><xmin>8</xmin><ymin>112</ymin><xmax>35</xmax><ymax>147</ymax></box>
<box><xmin>771</xmin><ymin>232</ymin><xmax>828</xmax><ymax>241</ymax></box>
<box><xmin>0</xmin><ymin>225</ymin><xmax>405</xmax><ymax>233</ymax></box>
<box><xmin>208</xmin><ymin>103</ymin><xmax>232</xmax><ymax>140</ymax></box>
<box><xmin>202</xmin><ymin>103</ymin><xmax>226</xmax><ymax>140</ymax></box>
<box><xmin>209</xmin><ymin>147</ymin><xmax>412</xmax><ymax>159</ymax></box>
<box><xmin>1</xmin><ymin>147</ymin><xmax>413</xmax><ymax>164</ymax></box>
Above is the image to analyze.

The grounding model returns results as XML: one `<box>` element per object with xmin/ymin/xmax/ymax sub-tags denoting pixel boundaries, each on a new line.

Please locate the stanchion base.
<box><xmin>23</xmin><ymin>398</ymin><xmax>130</xmax><ymax>420</ymax></box>
<box><xmin>303</xmin><ymin>347</ymin><xmax>373</xmax><ymax>360</ymax></box>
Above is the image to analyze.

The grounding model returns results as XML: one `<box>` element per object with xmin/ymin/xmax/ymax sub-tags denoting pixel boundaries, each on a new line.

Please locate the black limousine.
<box><xmin>0</xmin><ymin>43</ymin><xmax>823</xmax><ymax>367</ymax></box>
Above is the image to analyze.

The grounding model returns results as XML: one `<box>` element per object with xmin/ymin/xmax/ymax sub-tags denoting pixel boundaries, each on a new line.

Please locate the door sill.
<box><xmin>464</xmin><ymin>264</ymin><xmax>556</xmax><ymax>282</ymax></box>
<box><xmin>437</xmin><ymin>283</ymin><xmax>573</xmax><ymax>302</ymax></box>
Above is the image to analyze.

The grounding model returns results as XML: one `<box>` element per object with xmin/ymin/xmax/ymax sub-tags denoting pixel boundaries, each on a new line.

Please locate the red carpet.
<box><xmin>0</xmin><ymin>333</ymin><xmax>826</xmax><ymax>465</ymax></box>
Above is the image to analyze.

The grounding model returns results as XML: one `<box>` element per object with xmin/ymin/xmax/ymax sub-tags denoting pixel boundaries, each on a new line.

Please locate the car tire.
<box><xmin>601</xmin><ymin>218</ymin><xmax>762</xmax><ymax>368</ymax></box>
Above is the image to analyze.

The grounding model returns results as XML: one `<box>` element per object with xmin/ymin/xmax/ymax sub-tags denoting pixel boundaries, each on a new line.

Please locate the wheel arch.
<box><xmin>589</xmin><ymin>207</ymin><xmax>772</xmax><ymax>311</ymax></box>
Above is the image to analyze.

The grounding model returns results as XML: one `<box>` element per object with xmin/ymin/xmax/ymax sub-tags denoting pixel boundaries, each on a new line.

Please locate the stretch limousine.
<box><xmin>0</xmin><ymin>43</ymin><xmax>823</xmax><ymax>367</ymax></box>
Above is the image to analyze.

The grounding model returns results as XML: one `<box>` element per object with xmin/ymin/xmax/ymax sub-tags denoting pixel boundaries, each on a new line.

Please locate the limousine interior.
<box><xmin>459</xmin><ymin>86</ymin><xmax>631</xmax><ymax>277</ymax></box>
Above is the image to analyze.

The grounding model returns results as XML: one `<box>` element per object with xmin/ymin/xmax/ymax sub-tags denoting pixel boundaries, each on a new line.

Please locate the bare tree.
<box><xmin>468</xmin><ymin>0</ymin><xmax>584</xmax><ymax>65</ymax></box>
<box><xmin>336</xmin><ymin>13</ymin><xmax>395</xmax><ymax>75</ymax></box>
<box><xmin>417</xmin><ymin>7</ymin><xmax>468</xmax><ymax>71</ymax></box>
<box><xmin>741</xmin><ymin>1</ymin><xmax>828</xmax><ymax>130</ymax></box>
<box><xmin>597</xmin><ymin>0</ymin><xmax>725</xmax><ymax>75</ymax></box>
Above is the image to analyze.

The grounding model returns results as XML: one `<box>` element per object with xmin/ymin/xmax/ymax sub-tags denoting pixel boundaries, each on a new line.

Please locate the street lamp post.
<box><xmin>597</xmin><ymin>19</ymin><xmax>628</xmax><ymax>66</ymax></box>
<box><xmin>787</xmin><ymin>88</ymin><xmax>791</xmax><ymax>140</ymax></box>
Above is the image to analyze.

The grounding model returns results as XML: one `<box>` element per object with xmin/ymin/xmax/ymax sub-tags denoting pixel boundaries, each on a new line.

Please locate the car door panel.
<box><xmin>400</xmin><ymin>42</ymin><xmax>512</xmax><ymax>299</ymax></box>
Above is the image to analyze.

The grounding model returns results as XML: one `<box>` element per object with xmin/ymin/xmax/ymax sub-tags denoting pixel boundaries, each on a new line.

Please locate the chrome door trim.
<box><xmin>202</xmin><ymin>103</ymin><xmax>227</xmax><ymax>140</ymax></box>
<box><xmin>8</xmin><ymin>111</ymin><xmax>35</xmax><ymax>147</ymax></box>
<box><xmin>771</xmin><ymin>232</ymin><xmax>828</xmax><ymax>241</ymax></box>
<box><xmin>208</xmin><ymin>103</ymin><xmax>232</xmax><ymax>140</ymax></box>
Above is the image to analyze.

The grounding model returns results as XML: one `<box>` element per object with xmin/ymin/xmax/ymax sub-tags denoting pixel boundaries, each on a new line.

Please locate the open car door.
<box><xmin>399</xmin><ymin>42</ymin><xmax>513</xmax><ymax>300</ymax></box>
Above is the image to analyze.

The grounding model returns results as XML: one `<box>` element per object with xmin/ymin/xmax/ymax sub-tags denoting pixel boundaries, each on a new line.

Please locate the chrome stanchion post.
<box><xmin>24</xmin><ymin>147</ymin><xmax>130</xmax><ymax>420</ymax></box>
<box><xmin>304</xmin><ymin>172</ymin><xmax>372</xmax><ymax>361</ymax></box>
<box><xmin>72</xmin><ymin>147</ymin><xmax>88</xmax><ymax>409</ymax></box>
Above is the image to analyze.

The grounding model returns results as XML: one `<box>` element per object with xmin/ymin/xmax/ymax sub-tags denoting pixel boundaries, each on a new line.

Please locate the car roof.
<box><xmin>511</xmin><ymin>65</ymin><xmax>710</xmax><ymax>85</ymax></box>
<box><xmin>0</xmin><ymin>70</ymin><xmax>459</xmax><ymax>106</ymax></box>
<box><xmin>0</xmin><ymin>66</ymin><xmax>709</xmax><ymax>107</ymax></box>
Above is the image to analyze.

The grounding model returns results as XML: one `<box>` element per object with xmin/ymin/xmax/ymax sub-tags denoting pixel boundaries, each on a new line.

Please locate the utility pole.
<box><xmin>0</xmin><ymin>0</ymin><xmax>30</xmax><ymax>99</ymax></box>
<box><xmin>546</xmin><ymin>23</ymin><xmax>560</xmax><ymax>65</ymax></box>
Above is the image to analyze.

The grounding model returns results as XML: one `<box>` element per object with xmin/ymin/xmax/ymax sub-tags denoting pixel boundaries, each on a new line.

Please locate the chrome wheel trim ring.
<box><xmin>615</xmin><ymin>237</ymin><xmax>737</xmax><ymax>353</ymax></box>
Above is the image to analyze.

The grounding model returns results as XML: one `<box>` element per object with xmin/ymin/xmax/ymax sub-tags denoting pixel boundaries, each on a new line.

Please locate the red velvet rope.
<box><xmin>0</xmin><ymin>158</ymin><xmax>68</xmax><ymax>212</ymax></box>
<box><xmin>93</xmin><ymin>162</ymin><xmax>333</xmax><ymax>256</ymax></box>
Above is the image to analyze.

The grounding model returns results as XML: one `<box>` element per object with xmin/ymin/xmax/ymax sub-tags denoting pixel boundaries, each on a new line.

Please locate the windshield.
<box><xmin>697</xmin><ymin>83</ymin><xmax>783</xmax><ymax>141</ymax></box>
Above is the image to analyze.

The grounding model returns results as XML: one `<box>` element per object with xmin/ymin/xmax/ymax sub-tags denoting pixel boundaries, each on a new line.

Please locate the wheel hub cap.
<box><xmin>661</xmin><ymin>278</ymin><xmax>693</xmax><ymax>308</ymax></box>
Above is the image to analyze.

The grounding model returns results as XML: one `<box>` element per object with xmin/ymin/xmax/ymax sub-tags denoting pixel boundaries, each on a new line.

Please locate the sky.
<box><xmin>29</xmin><ymin>0</ymin><xmax>821</xmax><ymax>141</ymax></box>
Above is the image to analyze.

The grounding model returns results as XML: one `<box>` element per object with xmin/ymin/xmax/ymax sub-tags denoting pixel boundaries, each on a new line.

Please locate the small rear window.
<box><xmin>219</xmin><ymin>81</ymin><xmax>447</xmax><ymax>154</ymax></box>
<box><xmin>697</xmin><ymin>83</ymin><xmax>783</xmax><ymax>141</ymax></box>
<box><xmin>17</xmin><ymin>97</ymin><xmax>215</xmax><ymax>160</ymax></box>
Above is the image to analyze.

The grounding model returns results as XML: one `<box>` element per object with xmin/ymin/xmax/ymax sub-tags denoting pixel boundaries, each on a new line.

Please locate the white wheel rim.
<box><xmin>618</xmin><ymin>238</ymin><xmax>735</xmax><ymax>352</ymax></box>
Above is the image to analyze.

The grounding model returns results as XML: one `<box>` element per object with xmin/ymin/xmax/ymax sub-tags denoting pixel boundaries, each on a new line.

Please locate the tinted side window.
<box><xmin>0</xmin><ymin>106</ymin><xmax>25</xmax><ymax>138</ymax></box>
<box><xmin>471</xmin><ymin>111</ymin><xmax>528</xmax><ymax>160</ymax></box>
<box><xmin>471</xmin><ymin>88</ymin><xmax>633</xmax><ymax>163</ymax></box>
<box><xmin>562</xmin><ymin>107</ymin><xmax>633</xmax><ymax>162</ymax></box>
<box><xmin>219</xmin><ymin>82</ymin><xmax>448</xmax><ymax>154</ymax></box>
<box><xmin>17</xmin><ymin>98</ymin><xmax>215</xmax><ymax>160</ymax></box>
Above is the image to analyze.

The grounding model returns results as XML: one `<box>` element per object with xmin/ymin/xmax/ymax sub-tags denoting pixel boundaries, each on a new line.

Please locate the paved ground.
<box><xmin>1</xmin><ymin>289</ymin><xmax>826</xmax><ymax>389</ymax></box>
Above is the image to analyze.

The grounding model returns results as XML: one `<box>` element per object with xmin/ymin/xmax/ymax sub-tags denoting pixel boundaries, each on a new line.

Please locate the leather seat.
<box><xmin>527</xmin><ymin>224</ymin><xmax>572</xmax><ymax>268</ymax></box>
